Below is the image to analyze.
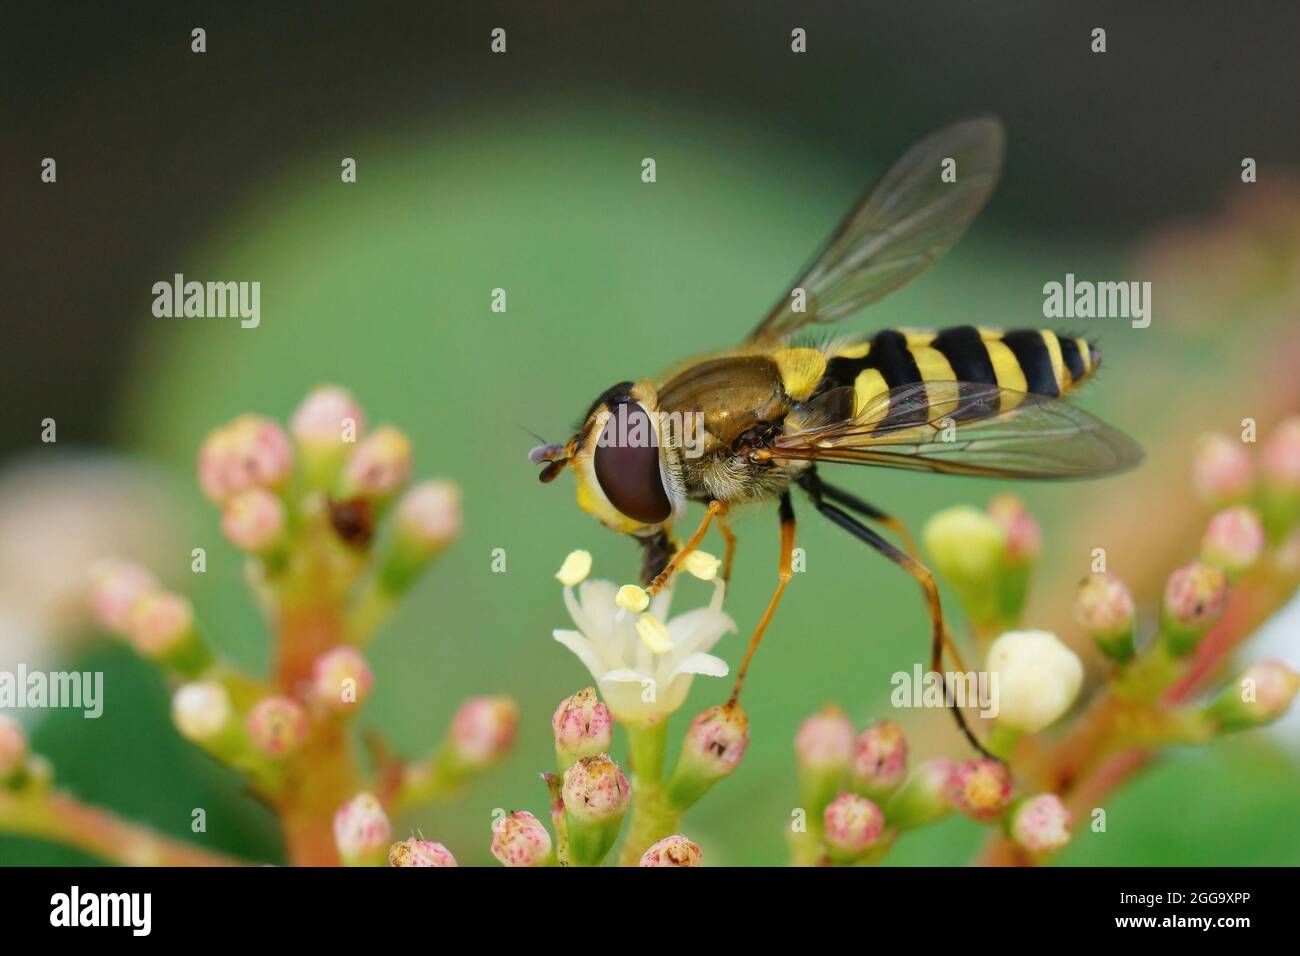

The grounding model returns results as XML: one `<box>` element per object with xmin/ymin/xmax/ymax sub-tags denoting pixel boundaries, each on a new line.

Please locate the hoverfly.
<box><xmin>531</xmin><ymin>117</ymin><xmax>1142</xmax><ymax>754</ymax></box>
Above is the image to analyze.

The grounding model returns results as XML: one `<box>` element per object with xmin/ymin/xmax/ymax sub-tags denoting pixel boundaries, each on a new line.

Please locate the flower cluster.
<box><xmin>1</xmin><ymin>386</ymin><xmax>515</xmax><ymax>866</ymax></box>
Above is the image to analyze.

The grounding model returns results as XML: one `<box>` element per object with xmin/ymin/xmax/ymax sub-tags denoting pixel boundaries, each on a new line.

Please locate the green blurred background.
<box><xmin>3</xmin><ymin>1</ymin><xmax>1298</xmax><ymax>865</ymax></box>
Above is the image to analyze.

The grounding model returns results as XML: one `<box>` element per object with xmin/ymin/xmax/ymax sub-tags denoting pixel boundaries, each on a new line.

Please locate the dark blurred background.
<box><xmin>5</xmin><ymin>0</ymin><xmax>1299</xmax><ymax>456</ymax></box>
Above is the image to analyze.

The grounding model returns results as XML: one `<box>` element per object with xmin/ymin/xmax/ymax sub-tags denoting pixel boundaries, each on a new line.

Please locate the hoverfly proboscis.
<box><xmin>530</xmin><ymin>116</ymin><xmax>1142</xmax><ymax>756</ymax></box>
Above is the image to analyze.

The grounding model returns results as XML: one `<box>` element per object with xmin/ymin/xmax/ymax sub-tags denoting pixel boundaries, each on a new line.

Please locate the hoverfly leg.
<box><xmin>727</xmin><ymin>492</ymin><xmax>795</xmax><ymax>707</ymax></box>
<box><xmin>646</xmin><ymin>500</ymin><xmax>728</xmax><ymax>595</ymax></box>
<box><xmin>812</xmin><ymin>479</ymin><xmax>969</xmax><ymax>674</ymax></box>
<box><xmin>717</xmin><ymin>517</ymin><xmax>738</xmax><ymax>587</ymax></box>
<box><xmin>800</xmin><ymin>474</ymin><xmax>994</xmax><ymax>760</ymax></box>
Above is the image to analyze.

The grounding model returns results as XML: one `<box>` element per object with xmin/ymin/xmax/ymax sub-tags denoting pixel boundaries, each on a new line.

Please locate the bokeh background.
<box><xmin>3</xmin><ymin>0</ymin><xmax>1299</xmax><ymax>865</ymax></box>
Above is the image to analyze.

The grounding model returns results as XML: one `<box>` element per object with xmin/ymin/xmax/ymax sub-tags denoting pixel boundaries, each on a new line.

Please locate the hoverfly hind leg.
<box><xmin>798</xmin><ymin>472</ymin><xmax>994</xmax><ymax>760</ymax></box>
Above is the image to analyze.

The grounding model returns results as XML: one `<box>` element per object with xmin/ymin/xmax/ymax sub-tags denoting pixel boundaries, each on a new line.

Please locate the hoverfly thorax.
<box><xmin>538</xmin><ymin>380</ymin><xmax>686</xmax><ymax>534</ymax></box>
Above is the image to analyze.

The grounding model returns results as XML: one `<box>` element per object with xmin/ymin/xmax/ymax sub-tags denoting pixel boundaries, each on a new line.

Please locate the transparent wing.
<box><xmin>767</xmin><ymin>380</ymin><xmax>1143</xmax><ymax>479</ymax></box>
<box><xmin>747</xmin><ymin>116</ymin><xmax>1005</xmax><ymax>344</ymax></box>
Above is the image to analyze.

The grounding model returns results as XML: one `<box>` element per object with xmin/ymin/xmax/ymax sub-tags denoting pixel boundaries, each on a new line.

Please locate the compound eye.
<box><xmin>593</xmin><ymin>402</ymin><xmax>672</xmax><ymax>524</ymax></box>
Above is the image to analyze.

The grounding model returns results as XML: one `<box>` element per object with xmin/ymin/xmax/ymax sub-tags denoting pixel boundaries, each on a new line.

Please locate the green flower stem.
<box><xmin>343</xmin><ymin>579</ymin><xmax>398</xmax><ymax>646</ymax></box>
<box><xmin>394</xmin><ymin>747</ymin><xmax>473</xmax><ymax>812</ymax></box>
<box><xmin>615</xmin><ymin>721</ymin><xmax>675</xmax><ymax>866</ymax></box>
<box><xmin>616</xmin><ymin>781</ymin><xmax>681</xmax><ymax>866</ymax></box>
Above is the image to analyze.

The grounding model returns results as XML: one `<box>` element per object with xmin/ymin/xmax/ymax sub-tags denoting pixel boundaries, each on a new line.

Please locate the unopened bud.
<box><xmin>1073</xmin><ymin>573</ymin><xmax>1136</xmax><ymax>663</ymax></box>
<box><xmin>197</xmin><ymin>414</ymin><xmax>293</xmax><ymax>504</ymax></box>
<box><xmin>491</xmin><ymin>811</ymin><xmax>554</xmax><ymax>867</ymax></box>
<box><xmin>1008</xmin><ymin>793</ymin><xmax>1072</xmax><ymax>853</ymax></box>
<box><xmin>946</xmin><ymin>757</ymin><xmax>1012</xmax><ymax>822</ymax></box>
<box><xmin>987</xmin><ymin>495</ymin><xmax>1041</xmax><ymax>563</ymax></box>
<box><xmin>395</xmin><ymin>481</ymin><xmax>461</xmax><ymax>552</ymax></box>
<box><xmin>1200</xmin><ymin>506</ymin><xmax>1266</xmax><ymax>577</ymax></box>
<box><xmin>561</xmin><ymin>755</ymin><xmax>630</xmax><ymax>866</ymax></box>
<box><xmin>639</xmin><ymin>834</ymin><xmax>702</xmax><ymax>867</ymax></box>
<box><xmin>667</xmin><ymin>702</ymin><xmax>749</xmax><ymax>808</ymax></box>
<box><xmin>312</xmin><ymin>646</ymin><xmax>374</xmax><ymax>713</ymax></box>
<box><xmin>220</xmin><ymin>488</ymin><xmax>286</xmax><ymax>553</ymax></box>
<box><xmin>551</xmin><ymin>688</ymin><xmax>612</xmax><ymax>770</ymax></box>
<box><xmin>88</xmin><ymin>560</ymin><xmax>158</xmax><ymax>633</ymax></box>
<box><xmin>340</xmin><ymin>425</ymin><xmax>412</xmax><ymax>499</ymax></box>
<box><xmin>1261</xmin><ymin>418</ymin><xmax>1300</xmax><ymax>538</ymax></box>
<box><xmin>126</xmin><ymin>592</ymin><xmax>206</xmax><ymax>673</ymax></box>
<box><xmin>333</xmin><ymin>793</ymin><xmax>390</xmax><ymax>866</ymax></box>
<box><xmin>171</xmin><ymin>681</ymin><xmax>233</xmax><ymax>744</ymax></box>
<box><xmin>1162</xmin><ymin>561</ymin><xmax>1229</xmax><ymax>655</ymax></box>
<box><xmin>1205</xmin><ymin>661</ymin><xmax>1300</xmax><ymax>732</ymax></box>
<box><xmin>1191</xmin><ymin>433</ymin><xmax>1253</xmax><ymax>506</ymax></box>
<box><xmin>986</xmin><ymin>630</ymin><xmax>1083</xmax><ymax>733</ymax></box>
<box><xmin>246</xmin><ymin>695</ymin><xmax>310</xmax><ymax>757</ymax></box>
<box><xmin>388</xmin><ymin>838</ymin><xmax>458</xmax><ymax>867</ymax></box>
<box><xmin>448</xmin><ymin>696</ymin><xmax>518</xmax><ymax>771</ymax></box>
<box><xmin>885</xmin><ymin>757</ymin><xmax>955</xmax><ymax>830</ymax></box>
<box><xmin>923</xmin><ymin>505</ymin><xmax>1009</xmax><ymax>631</ymax></box>
<box><xmin>851</xmin><ymin>720</ymin><xmax>908</xmax><ymax>800</ymax></box>
<box><xmin>794</xmin><ymin>705</ymin><xmax>854</xmax><ymax>815</ymax></box>
<box><xmin>823</xmin><ymin>793</ymin><xmax>885</xmax><ymax>861</ymax></box>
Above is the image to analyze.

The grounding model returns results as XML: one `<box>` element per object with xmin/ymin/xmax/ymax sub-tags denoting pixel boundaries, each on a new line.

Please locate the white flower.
<box><xmin>986</xmin><ymin>629</ymin><xmax>1084</xmax><ymax>732</ymax></box>
<box><xmin>553</xmin><ymin>567</ymin><xmax>735</xmax><ymax>725</ymax></box>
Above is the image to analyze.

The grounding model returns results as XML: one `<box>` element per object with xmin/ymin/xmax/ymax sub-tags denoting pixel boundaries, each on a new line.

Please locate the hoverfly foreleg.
<box><xmin>645</xmin><ymin>500</ymin><xmax>728</xmax><ymax>594</ymax></box>
<box><xmin>726</xmin><ymin>492</ymin><xmax>795</xmax><ymax>707</ymax></box>
<box><xmin>799</xmin><ymin>473</ymin><xmax>993</xmax><ymax>759</ymax></box>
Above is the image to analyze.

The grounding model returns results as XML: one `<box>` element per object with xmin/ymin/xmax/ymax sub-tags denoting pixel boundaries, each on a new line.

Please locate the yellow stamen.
<box><xmin>556</xmin><ymin>550</ymin><xmax>592</xmax><ymax>587</ymax></box>
<box><xmin>636</xmin><ymin>612</ymin><xmax>673</xmax><ymax>654</ymax></box>
<box><xmin>616</xmin><ymin>584</ymin><xmax>650</xmax><ymax>613</ymax></box>
<box><xmin>683</xmin><ymin>550</ymin><xmax>722</xmax><ymax>581</ymax></box>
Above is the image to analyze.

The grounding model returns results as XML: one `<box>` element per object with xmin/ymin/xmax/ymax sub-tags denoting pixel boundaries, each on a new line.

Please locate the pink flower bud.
<box><xmin>639</xmin><ymin>835</ymin><xmax>702</xmax><ymax>867</ymax></box>
<box><xmin>396</xmin><ymin>481</ymin><xmax>462</xmax><ymax>551</ymax></box>
<box><xmin>823</xmin><ymin>793</ymin><xmax>885</xmax><ymax>858</ymax></box>
<box><xmin>333</xmin><ymin>793</ymin><xmax>391</xmax><ymax>865</ymax></box>
<box><xmin>449</xmin><ymin>696</ymin><xmax>518</xmax><ymax>769</ymax></box>
<box><xmin>1209</xmin><ymin>660</ymin><xmax>1300</xmax><ymax>731</ymax></box>
<box><xmin>311</xmin><ymin>646</ymin><xmax>374</xmax><ymax>713</ymax></box>
<box><xmin>491</xmin><ymin>811</ymin><xmax>553</xmax><ymax>867</ymax></box>
<box><xmin>1073</xmin><ymin>572</ymin><xmax>1136</xmax><ymax>662</ymax></box>
<box><xmin>1162</xmin><ymin>561</ymin><xmax>1229</xmax><ymax>653</ymax></box>
<box><xmin>794</xmin><ymin>705</ymin><xmax>854</xmax><ymax>772</ymax></box>
<box><xmin>197</xmin><ymin>414</ymin><xmax>293</xmax><ymax>503</ymax></box>
<box><xmin>1191</xmin><ymin>433</ymin><xmax>1254</xmax><ymax>504</ymax></box>
<box><xmin>946</xmin><ymin>757</ymin><xmax>1013</xmax><ymax>822</ymax></box>
<box><xmin>851</xmin><ymin>720</ymin><xmax>908</xmax><ymax>795</ymax></box>
<box><xmin>246</xmin><ymin>695</ymin><xmax>310</xmax><ymax>757</ymax></box>
<box><xmin>1009</xmin><ymin>794</ymin><xmax>1072</xmax><ymax>853</ymax></box>
<box><xmin>681</xmin><ymin>703</ymin><xmax>749</xmax><ymax>777</ymax></box>
<box><xmin>388</xmin><ymin>838</ymin><xmax>457</xmax><ymax>868</ymax></box>
<box><xmin>0</xmin><ymin>715</ymin><xmax>28</xmax><ymax>778</ymax></box>
<box><xmin>551</xmin><ymin>688</ymin><xmax>612</xmax><ymax>763</ymax></box>
<box><xmin>561</xmin><ymin>754</ymin><xmax>631</xmax><ymax>823</ymax></box>
<box><xmin>1261</xmin><ymin>417</ymin><xmax>1300</xmax><ymax>491</ymax></box>
<box><xmin>220</xmin><ymin>488</ymin><xmax>286</xmax><ymax>553</ymax></box>
<box><xmin>88</xmin><ymin>559</ymin><xmax>158</xmax><ymax>632</ymax></box>
<box><xmin>1200</xmin><ymin>506</ymin><xmax>1266</xmax><ymax>575</ymax></box>
<box><xmin>291</xmin><ymin>385</ymin><xmax>366</xmax><ymax>449</ymax></box>
<box><xmin>987</xmin><ymin>494</ymin><xmax>1041</xmax><ymax>562</ymax></box>
<box><xmin>342</xmin><ymin>426</ymin><xmax>412</xmax><ymax>498</ymax></box>
<box><xmin>885</xmin><ymin>757</ymin><xmax>956</xmax><ymax>830</ymax></box>
<box><xmin>125</xmin><ymin>591</ymin><xmax>194</xmax><ymax>657</ymax></box>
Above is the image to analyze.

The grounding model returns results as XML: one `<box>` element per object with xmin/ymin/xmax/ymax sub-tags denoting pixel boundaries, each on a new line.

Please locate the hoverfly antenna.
<box><xmin>529</xmin><ymin>442</ymin><xmax>566</xmax><ymax>465</ymax></box>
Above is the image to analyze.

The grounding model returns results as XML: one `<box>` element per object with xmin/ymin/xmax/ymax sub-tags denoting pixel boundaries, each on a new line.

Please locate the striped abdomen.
<box><xmin>820</xmin><ymin>326</ymin><xmax>1099</xmax><ymax>416</ymax></box>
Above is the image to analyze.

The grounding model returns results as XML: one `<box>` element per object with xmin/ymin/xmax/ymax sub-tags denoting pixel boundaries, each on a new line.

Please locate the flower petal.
<box><xmin>666</xmin><ymin>652</ymin><xmax>730</xmax><ymax>682</ymax></box>
<box><xmin>667</xmin><ymin>608</ymin><xmax>736</xmax><ymax>658</ymax></box>
<box><xmin>552</xmin><ymin>628</ymin><xmax>606</xmax><ymax>682</ymax></box>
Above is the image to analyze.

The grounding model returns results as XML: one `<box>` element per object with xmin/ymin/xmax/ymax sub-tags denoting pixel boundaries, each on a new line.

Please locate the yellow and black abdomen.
<box><xmin>822</xmin><ymin>326</ymin><xmax>1099</xmax><ymax>415</ymax></box>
